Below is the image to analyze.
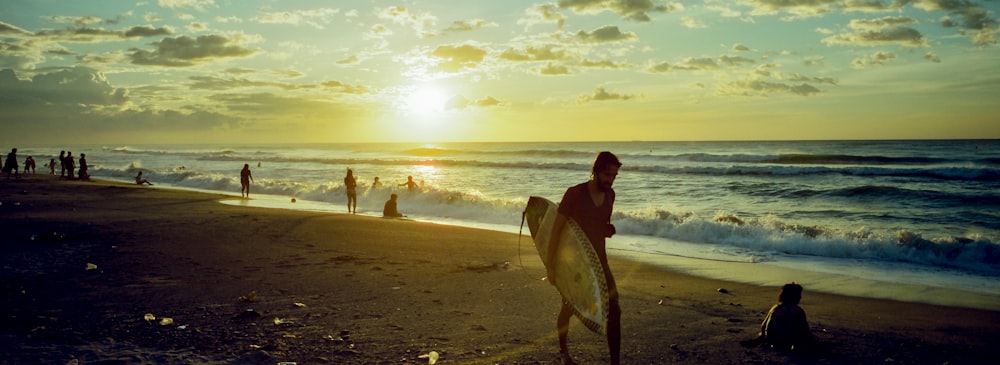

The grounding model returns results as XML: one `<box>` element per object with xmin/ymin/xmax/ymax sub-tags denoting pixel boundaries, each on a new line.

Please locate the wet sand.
<box><xmin>1</xmin><ymin>174</ymin><xmax>998</xmax><ymax>364</ymax></box>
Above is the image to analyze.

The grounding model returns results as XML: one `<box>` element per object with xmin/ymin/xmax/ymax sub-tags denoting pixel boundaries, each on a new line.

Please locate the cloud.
<box><xmin>48</xmin><ymin>15</ymin><xmax>104</xmax><ymax>26</ymax></box>
<box><xmin>443</xmin><ymin>19</ymin><xmax>498</xmax><ymax>33</ymax></box>
<box><xmin>732</xmin><ymin>43</ymin><xmax>751</xmax><ymax>52</ymax></box>
<box><xmin>784</xmin><ymin>72</ymin><xmax>837</xmax><ymax>84</ymax></box>
<box><xmin>719</xmin><ymin>55</ymin><xmax>755</xmax><ymax>66</ymax></box>
<box><xmin>740</xmin><ymin>0</ymin><xmax>839</xmax><ymax>19</ymax></box>
<box><xmin>252</xmin><ymin>8</ymin><xmax>340</xmax><ymax>29</ymax></box>
<box><xmin>535</xmin><ymin>62</ymin><xmax>571</xmax><ymax>75</ymax></box>
<box><xmin>924</xmin><ymin>51</ymin><xmax>941</xmax><ymax>63</ymax></box>
<box><xmin>500</xmin><ymin>44</ymin><xmax>569</xmax><ymax>61</ymax></box>
<box><xmin>32</xmin><ymin>25</ymin><xmax>175</xmax><ymax>43</ymax></box>
<box><xmin>0</xmin><ymin>21</ymin><xmax>33</xmax><ymax>37</ymax></box>
<box><xmin>822</xmin><ymin>27</ymin><xmax>928</xmax><ymax>47</ymax></box>
<box><xmin>0</xmin><ymin>67</ymin><xmax>128</xmax><ymax>107</ymax></box>
<box><xmin>519</xmin><ymin>4</ymin><xmax>566</xmax><ymax>28</ymax></box>
<box><xmin>579</xmin><ymin>58</ymin><xmax>630</xmax><ymax>69</ymax></box>
<box><xmin>129</xmin><ymin>34</ymin><xmax>257</xmax><ymax>67</ymax></box>
<box><xmin>646</xmin><ymin>57</ymin><xmax>731</xmax><ymax>72</ymax></box>
<box><xmin>0</xmin><ymin>40</ymin><xmax>45</xmax><ymax>69</ymax></box>
<box><xmin>577</xmin><ymin>86</ymin><xmax>638</xmax><ymax>103</ymax></box>
<box><xmin>718</xmin><ymin>79</ymin><xmax>822</xmax><ymax>96</ymax></box>
<box><xmin>430</xmin><ymin>44</ymin><xmax>487</xmax><ymax>72</ymax></box>
<box><xmin>680</xmin><ymin>16</ymin><xmax>707</xmax><ymax>29</ymax></box>
<box><xmin>377</xmin><ymin>6</ymin><xmax>438</xmax><ymax>38</ymax></box>
<box><xmin>851</xmin><ymin>50</ymin><xmax>897</xmax><ymax>68</ymax></box>
<box><xmin>576</xmin><ymin>25</ymin><xmax>637</xmax><ymax>43</ymax></box>
<box><xmin>158</xmin><ymin>0</ymin><xmax>216</xmax><ymax>11</ymax></box>
<box><xmin>445</xmin><ymin>95</ymin><xmax>503</xmax><ymax>109</ymax></box>
<box><xmin>558</xmin><ymin>0</ymin><xmax>680</xmax><ymax>22</ymax></box>
<box><xmin>849</xmin><ymin>16</ymin><xmax>919</xmax><ymax>30</ymax></box>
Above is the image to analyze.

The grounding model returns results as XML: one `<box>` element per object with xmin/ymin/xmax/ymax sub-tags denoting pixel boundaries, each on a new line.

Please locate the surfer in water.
<box><xmin>547</xmin><ymin>151</ymin><xmax>622</xmax><ymax>365</ymax></box>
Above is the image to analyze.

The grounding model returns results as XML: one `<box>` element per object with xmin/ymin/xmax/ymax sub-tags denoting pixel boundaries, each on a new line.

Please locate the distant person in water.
<box><xmin>744</xmin><ymin>282</ymin><xmax>817</xmax><ymax>354</ymax></box>
<box><xmin>24</xmin><ymin>156</ymin><xmax>35</xmax><ymax>174</ymax></box>
<box><xmin>344</xmin><ymin>168</ymin><xmax>357</xmax><ymax>214</ymax></box>
<box><xmin>371</xmin><ymin>176</ymin><xmax>382</xmax><ymax>188</ymax></box>
<box><xmin>77</xmin><ymin>153</ymin><xmax>89</xmax><ymax>181</ymax></box>
<box><xmin>135</xmin><ymin>171</ymin><xmax>153</xmax><ymax>186</ymax></box>
<box><xmin>241</xmin><ymin>163</ymin><xmax>254</xmax><ymax>198</ymax></box>
<box><xmin>383</xmin><ymin>193</ymin><xmax>404</xmax><ymax>217</ymax></box>
<box><xmin>3</xmin><ymin>148</ymin><xmax>18</xmax><ymax>180</ymax></box>
<box><xmin>399</xmin><ymin>175</ymin><xmax>419</xmax><ymax>192</ymax></box>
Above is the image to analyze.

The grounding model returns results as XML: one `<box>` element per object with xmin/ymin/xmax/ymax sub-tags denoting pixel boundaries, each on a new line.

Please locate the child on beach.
<box><xmin>745</xmin><ymin>282</ymin><xmax>818</xmax><ymax>354</ymax></box>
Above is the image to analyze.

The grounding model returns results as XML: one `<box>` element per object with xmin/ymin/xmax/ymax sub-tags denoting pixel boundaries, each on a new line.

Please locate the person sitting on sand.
<box><xmin>750</xmin><ymin>282</ymin><xmax>817</xmax><ymax>353</ymax></box>
<box><xmin>135</xmin><ymin>171</ymin><xmax>153</xmax><ymax>186</ymax></box>
<box><xmin>383</xmin><ymin>193</ymin><xmax>404</xmax><ymax>217</ymax></box>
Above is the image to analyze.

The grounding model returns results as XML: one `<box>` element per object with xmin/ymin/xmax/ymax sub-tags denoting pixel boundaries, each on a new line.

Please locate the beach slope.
<box><xmin>1</xmin><ymin>175</ymin><xmax>998</xmax><ymax>364</ymax></box>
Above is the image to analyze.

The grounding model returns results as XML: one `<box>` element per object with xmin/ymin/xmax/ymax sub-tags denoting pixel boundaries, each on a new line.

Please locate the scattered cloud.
<box><xmin>378</xmin><ymin>6</ymin><xmax>438</xmax><ymax>38</ymax></box>
<box><xmin>577</xmin><ymin>86</ymin><xmax>638</xmax><ymax>103</ymax></box>
<box><xmin>519</xmin><ymin>4</ymin><xmax>566</xmax><ymax>28</ymax></box>
<box><xmin>576</xmin><ymin>25</ymin><xmax>637</xmax><ymax>43</ymax></box>
<box><xmin>852</xmin><ymin>50</ymin><xmax>897</xmax><ymax>68</ymax></box>
<box><xmin>129</xmin><ymin>34</ymin><xmax>257</xmax><ymax>67</ymax></box>
<box><xmin>558</xmin><ymin>0</ymin><xmax>680</xmax><ymax>22</ymax></box>
<box><xmin>430</xmin><ymin>44</ymin><xmax>487</xmax><ymax>72</ymax></box>
<box><xmin>822</xmin><ymin>27</ymin><xmax>928</xmax><ymax>47</ymax></box>
<box><xmin>443</xmin><ymin>19</ymin><xmax>498</xmax><ymax>33</ymax></box>
<box><xmin>252</xmin><ymin>7</ymin><xmax>340</xmax><ymax>29</ymax></box>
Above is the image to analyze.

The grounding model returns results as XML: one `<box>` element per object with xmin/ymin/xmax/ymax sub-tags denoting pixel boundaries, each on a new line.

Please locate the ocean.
<box><xmin>15</xmin><ymin>140</ymin><xmax>1000</xmax><ymax>310</ymax></box>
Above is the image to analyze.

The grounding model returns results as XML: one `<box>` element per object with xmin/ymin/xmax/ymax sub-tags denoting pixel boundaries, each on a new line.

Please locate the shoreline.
<box><xmin>219</xmin><ymin>189</ymin><xmax>1000</xmax><ymax>312</ymax></box>
<box><xmin>2</xmin><ymin>174</ymin><xmax>998</xmax><ymax>364</ymax></box>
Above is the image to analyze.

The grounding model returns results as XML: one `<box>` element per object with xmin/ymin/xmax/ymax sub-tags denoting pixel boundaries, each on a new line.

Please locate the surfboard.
<box><xmin>523</xmin><ymin>196</ymin><xmax>609</xmax><ymax>335</ymax></box>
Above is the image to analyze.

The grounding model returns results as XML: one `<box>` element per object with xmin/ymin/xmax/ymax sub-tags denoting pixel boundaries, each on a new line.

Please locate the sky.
<box><xmin>1</xmin><ymin>0</ymin><xmax>999</xmax><ymax>145</ymax></box>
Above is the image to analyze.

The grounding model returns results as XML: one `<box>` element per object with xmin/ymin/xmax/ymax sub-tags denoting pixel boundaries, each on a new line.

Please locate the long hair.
<box><xmin>778</xmin><ymin>282</ymin><xmax>803</xmax><ymax>305</ymax></box>
<box><xmin>591</xmin><ymin>151</ymin><xmax>622</xmax><ymax>177</ymax></box>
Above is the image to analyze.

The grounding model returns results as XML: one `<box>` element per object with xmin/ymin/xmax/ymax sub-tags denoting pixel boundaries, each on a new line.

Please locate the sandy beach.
<box><xmin>1</xmin><ymin>174</ymin><xmax>998</xmax><ymax>365</ymax></box>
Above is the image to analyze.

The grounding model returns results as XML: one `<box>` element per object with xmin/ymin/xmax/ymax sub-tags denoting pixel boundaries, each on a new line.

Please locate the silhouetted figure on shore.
<box><xmin>135</xmin><ymin>171</ymin><xmax>153</xmax><ymax>186</ymax></box>
<box><xmin>344</xmin><ymin>168</ymin><xmax>357</xmax><ymax>213</ymax></box>
<box><xmin>241</xmin><ymin>164</ymin><xmax>253</xmax><ymax>198</ymax></box>
<box><xmin>24</xmin><ymin>156</ymin><xmax>35</xmax><ymax>174</ymax></box>
<box><xmin>383</xmin><ymin>193</ymin><xmax>404</xmax><ymax>217</ymax></box>
<box><xmin>65</xmin><ymin>151</ymin><xmax>75</xmax><ymax>179</ymax></box>
<box><xmin>3</xmin><ymin>148</ymin><xmax>19</xmax><ymax>180</ymax></box>
<box><xmin>742</xmin><ymin>282</ymin><xmax>820</xmax><ymax>357</ymax></box>
<box><xmin>59</xmin><ymin>151</ymin><xmax>66</xmax><ymax>177</ymax></box>
<box><xmin>78</xmin><ymin>154</ymin><xmax>89</xmax><ymax>181</ymax></box>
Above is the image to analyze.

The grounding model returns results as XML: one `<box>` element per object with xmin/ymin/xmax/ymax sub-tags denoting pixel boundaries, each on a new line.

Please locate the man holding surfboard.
<box><xmin>547</xmin><ymin>151</ymin><xmax>622</xmax><ymax>365</ymax></box>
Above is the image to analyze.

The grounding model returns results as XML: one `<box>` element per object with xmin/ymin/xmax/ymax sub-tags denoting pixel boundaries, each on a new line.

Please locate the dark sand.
<box><xmin>2</xmin><ymin>174</ymin><xmax>998</xmax><ymax>364</ymax></box>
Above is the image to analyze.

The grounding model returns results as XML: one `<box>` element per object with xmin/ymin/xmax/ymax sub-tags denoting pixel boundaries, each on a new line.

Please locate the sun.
<box><xmin>403</xmin><ymin>84</ymin><xmax>449</xmax><ymax>114</ymax></box>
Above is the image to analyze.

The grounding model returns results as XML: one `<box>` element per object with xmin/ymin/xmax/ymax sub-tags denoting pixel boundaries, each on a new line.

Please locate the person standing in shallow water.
<box><xmin>344</xmin><ymin>169</ymin><xmax>357</xmax><ymax>214</ymax></box>
<box><xmin>240</xmin><ymin>164</ymin><xmax>254</xmax><ymax>198</ymax></box>
<box><xmin>547</xmin><ymin>151</ymin><xmax>622</xmax><ymax>365</ymax></box>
